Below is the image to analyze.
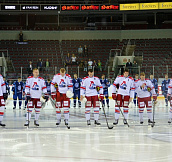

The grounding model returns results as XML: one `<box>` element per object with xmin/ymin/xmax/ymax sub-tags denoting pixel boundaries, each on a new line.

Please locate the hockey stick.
<box><xmin>26</xmin><ymin>101</ymin><xmax>30</xmax><ymax>128</ymax></box>
<box><xmin>49</xmin><ymin>96</ymin><xmax>70</xmax><ymax>129</ymax></box>
<box><xmin>41</xmin><ymin>101</ymin><xmax>46</xmax><ymax>109</ymax></box>
<box><xmin>101</xmin><ymin>100</ymin><xmax>113</xmax><ymax>129</ymax></box>
<box><xmin>151</xmin><ymin>100</ymin><xmax>156</xmax><ymax>128</ymax></box>
<box><xmin>116</xmin><ymin>100</ymin><xmax>130</xmax><ymax>127</ymax></box>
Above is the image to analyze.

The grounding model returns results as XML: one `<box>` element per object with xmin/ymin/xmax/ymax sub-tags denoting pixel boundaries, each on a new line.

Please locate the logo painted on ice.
<box><xmin>32</xmin><ymin>82</ymin><xmax>39</xmax><ymax>90</ymax></box>
<box><xmin>59</xmin><ymin>79</ymin><xmax>66</xmax><ymax>87</ymax></box>
<box><xmin>120</xmin><ymin>81</ymin><xmax>127</xmax><ymax>90</ymax></box>
<box><xmin>89</xmin><ymin>81</ymin><xmax>96</xmax><ymax>89</ymax></box>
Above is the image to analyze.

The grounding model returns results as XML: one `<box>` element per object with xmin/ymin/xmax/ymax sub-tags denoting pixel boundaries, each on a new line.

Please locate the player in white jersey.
<box><xmin>167</xmin><ymin>79</ymin><xmax>172</xmax><ymax>123</ymax></box>
<box><xmin>0</xmin><ymin>74</ymin><xmax>7</xmax><ymax>127</ymax></box>
<box><xmin>80</xmin><ymin>69</ymin><xmax>104</xmax><ymax>125</ymax></box>
<box><xmin>51</xmin><ymin>68</ymin><xmax>73</xmax><ymax>126</ymax></box>
<box><xmin>112</xmin><ymin>69</ymin><xmax>135</xmax><ymax>125</ymax></box>
<box><xmin>135</xmin><ymin>72</ymin><xmax>157</xmax><ymax>124</ymax></box>
<box><xmin>24</xmin><ymin>68</ymin><xmax>48</xmax><ymax>127</ymax></box>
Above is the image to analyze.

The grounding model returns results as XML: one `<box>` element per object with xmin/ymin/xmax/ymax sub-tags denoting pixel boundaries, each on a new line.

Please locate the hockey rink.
<box><xmin>0</xmin><ymin>98</ymin><xmax>172</xmax><ymax>162</ymax></box>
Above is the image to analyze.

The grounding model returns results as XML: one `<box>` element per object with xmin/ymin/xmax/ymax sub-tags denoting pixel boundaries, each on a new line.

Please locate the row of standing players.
<box><xmin>0</xmin><ymin>68</ymin><xmax>171</xmax><ymax>127</ymax></box>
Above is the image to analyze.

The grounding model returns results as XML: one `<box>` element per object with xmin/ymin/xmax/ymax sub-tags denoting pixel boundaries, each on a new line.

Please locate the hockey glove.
<box><xmin>96</xmin><ymin>86</ymin><xmax>100</xmax><ymax>92</ymax></box>
<box><xmin>116</xmin><ymin>84</ymin><xmax>119</xmax><ymax>89</ymax></box>
<box><xmin>3</xmin><ymin>93</ymin><xmax>8</xmax><ymax>101</ymax></box>
<box><xmin>147</xmin><ymin>87</ymin><xmax>151</xmax><ymax>92</ymax></box>
<box><xmin>99</xmin><ymin>94</ymin><xmax>104</xmax><ymax>101</ymax></box>
<box><xmin>44</xmin><ymin>93</ymin><xmax>49</xmax><ymax>102</ymax></box>
<box><xmin>23</xmin><ymin>91</ymin><xmax>26</xmax><ymax>96</ymax></box>
<box><xmin>153</xmin><ymin>95</ymin><xmax>157</xmax><ymax>101</ymax></box>
<box><xmin>51</xmin><ymin>92</ymin><xmax>56</xmax><ymax>100</ymax></box>
<box><xmin>167</xmin><ymin>94</ymin><xmax>171</xmax><ymax>101</ymax></box>
<box><xmin>26</xmin><ymin>93</ymin><xmax>31</xmax><ymax>102</ymax></box>
<box><xmin>54</xmin><ymin>83</ymin><xmax>58</xmax><ymax>88</ymax></box>
<box><xmin>112</xmin><ymin>93</ymin><xmax>117</xmax><ymax>100</ymax></box>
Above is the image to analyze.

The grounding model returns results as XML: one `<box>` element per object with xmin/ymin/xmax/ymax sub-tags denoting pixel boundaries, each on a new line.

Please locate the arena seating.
<box><xmin>61</xmin><ymin>39</ymin><xmax>120</xmax><ymax>78</ymax></box>
<box><xmin>0</xmin><ymin>40</ymin><xmax>61</xmax><ymax>80</ymax></box>
<box><xmin>1</xmin><ymin>38</ymin><xmax>172</xmax><ymax>81</ymax></box>
<box><xmin>134</xmin><ymin>38</ymin><xmax>172</xmax><ymax>78</ymax></box>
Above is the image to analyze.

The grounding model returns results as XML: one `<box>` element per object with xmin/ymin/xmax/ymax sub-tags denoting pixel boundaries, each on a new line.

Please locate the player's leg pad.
<box><xmin>85</xmin><ymin>108</ymin><xmax>91</xmax><ymax>121</ymax></box>
<box><xmin>93</xmin><ymin>107</ymin><xmax>99</xmax><ymax>121</ymax></box>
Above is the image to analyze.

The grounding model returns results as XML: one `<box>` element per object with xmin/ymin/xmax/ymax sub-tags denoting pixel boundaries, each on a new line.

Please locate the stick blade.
<box><xmin>108</xmin><ymin>126</ymin><xmax>113</xmax><ymax>129</ymax></box>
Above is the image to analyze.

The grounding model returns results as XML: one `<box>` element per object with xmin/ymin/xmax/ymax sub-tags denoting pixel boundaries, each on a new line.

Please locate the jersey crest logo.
<box><xmin>59</xmin><ymin>79</ymin><xmax>66</xmax><ymax>87</ymax></box>
<box><xmin>89</xmin><ymin>81</ymin><xmax>96</xmax><ymax>89</ymax></box>
<box><xmin>75</xmin><ymin>83</ymin><xmax>79</xmax><ymax>88</ymax></box>
<box><xmin>32</xmin><ymin>82</ymin><xmax>39</xmax><ymax>90</ymax></box>
<box><xmin>120</xmin><ymin>81</ymin><xmax>127</xmax><ymax>90</ymax></box>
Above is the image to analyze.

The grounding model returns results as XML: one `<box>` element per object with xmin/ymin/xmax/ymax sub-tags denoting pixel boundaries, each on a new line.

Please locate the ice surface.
<box><xmin>0</xmin><ymin>99</ymin><xmax>172</xmax><ymax>162</ymax></box>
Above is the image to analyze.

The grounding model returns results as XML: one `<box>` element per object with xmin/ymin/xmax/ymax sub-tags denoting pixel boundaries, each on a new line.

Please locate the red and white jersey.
<box><xmin>80</xmin><ymin>76</ymin><xmax>103</xmax><ymax>97</ymax></box>
<box><xmin>112</xmin><ymin>75</ymin><xmax>135</xmax><ymax>98</ymax></box>
<box><xmin>0</xmin><ymin>74</ymin><xmax>6</xmax><ymax>97</ymax></box>
<box><xmin>135</xmin><ymin>79</ymin><xmax>156</xmax><ymax>98</ymax></box>
<box><xmin>168</xmin><ymin>79</ymin><xmax>172</xmax><ymax>96</ymax></box>
<box><xmin>51</xmin><ymin>73</ymin><xmax>73</xmax><ymax>94</ymax></box>
<box><xmin>25</xmin><ymin>76</ymin><xmax>47</xmax><ymax>99</ymax></box>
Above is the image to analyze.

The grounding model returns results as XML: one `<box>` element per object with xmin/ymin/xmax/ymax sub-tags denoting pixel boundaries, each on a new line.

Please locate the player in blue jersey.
<box><xmin>72</xmin><ymin>74</ymin><xmax>82</xmax><ymax>108</ymax></box>
<box><xmin>150</xmin><ymin>75</ymin><xmax>158</xmax><ymax>95</ymax></box>
<box><xmin>45</xmin><ymin>78</ymin><xmax>51</xmax><ymax>95</ymax></box>
<box><xmin>100</xmin><ymin>74</ymin><xmax>110</xmax><ymax>108</ymax></box>
<box><xmin>161</xmin><ymin>74</ymin><xmax>170</xmax><ymax>106</ymax></box>
<box><xmin>12</xmin><ymin>77</ymin><xmax>24</xmax><ymax>109</ymax></box>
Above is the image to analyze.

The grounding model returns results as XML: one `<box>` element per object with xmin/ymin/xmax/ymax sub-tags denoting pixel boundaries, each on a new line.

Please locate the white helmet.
<box><xmin>66</xmin><ymin>90</ymin><xmax>74</xmax><ymax>98</ymax></box>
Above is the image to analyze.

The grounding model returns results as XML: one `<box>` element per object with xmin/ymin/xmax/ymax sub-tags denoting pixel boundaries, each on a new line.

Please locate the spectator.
<box><xmin>132</xmin><ymin>60</ymin><xmax>138</xmax><ymax>75</ymax></box>
<box><xmin>126</xmin><ymin>59</ymin><xmax>132</xmax><ymax>74</ymax></box>
<box><xmin>78</xmin><ymin>45</ymin><xmax>83</xmax><ymax>56</ymax></box>
<box><xmin>28</xmin><ymin>61</ymin><xmax>33</xmax><ymax>75</ymax></box>
<box><xmin>83</xmin><ymin>45</ymin><xmax>88</xmax><ymax>57</ymax></box>
<box><xmin>45</xmin><ymin>59</ymin><xmax>50</xmax><ymax>72</ymax></box>
<box><xmin>19</xmin><ymin>31</ymin><xmax>23</xmax><ymax>42</ymax></box>
<box><xmin>93</xmin><ymin>60</ymin><xmax>98</xmax><ymax>72</ymax></box>
<box><xmin>65</xmin><ymin>53</ymin><xmax>71</xmax><ymax>67</ymax></box>
<box><xmin>79</xmin><ymin>60</ymin><xmax>84</xmax><ymax>70</ymax></box>
<box><xmin>98</xmin><ymin>60</ymin><xmax>102</xmax><ymax>71</ymax></box>
<box><xmin>84</xmin><ymin>61</ymin><xmax>88</xmax><ymax>72</ymax></box>
<box><xmin>37</xmin><ymin>58</ymin><xmax>43</xmax><ymax>72</ymax></box>
<box><xmin>71</xmin><ymin>54</ymin><xmax>77</xmax><ymax>65</ymax></box>
<box><xmin>88</xmin><ymin>59</ymin><xmax>93</xmax><ymax>70</ymax></box>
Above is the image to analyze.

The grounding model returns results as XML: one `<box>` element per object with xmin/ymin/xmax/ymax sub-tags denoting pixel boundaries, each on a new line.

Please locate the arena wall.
<box><xmin>0</xmin><ymin>29</ymin><xmax>172</xmax><ymax>40</ymax></box>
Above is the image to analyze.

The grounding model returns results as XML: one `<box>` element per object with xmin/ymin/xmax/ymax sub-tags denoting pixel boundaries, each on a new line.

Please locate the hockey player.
<box><xmin>80</xmin><ymin>69</ymin><xmax>104</xmax><ymax>125</ymax></box>
<box><xmin>3</xmin><ymin>77</ymin><xmax>10</xmax><ymax>109</ymax></box>
<box><xmin>135</xmin><ymin>72</ymin><xmax>157</xmax><ymax>124</ymax></box>
<box><xmin>24</xmin><ymin>68</ymin><xmax>48</xmax><ymax>126</ymax></box>
<box><xmin>112</xmin><ymin>69</ymin><xmax>135</xmax><ymax>125</ymax></box>
<box><xmin>22</xmin><ymin>82</ymin><xmax>27</xmax><ymax>110</ymax></box>
<box><xmin>51</xmin><ymin>68</ymin><xmax>73</xmax><ymax>126</ymax></box>
<box><xmin>133</xmin><ymin>74</ymin><xmax>139</xmax><ymax>106</ymax></box>
<box><xmin>161</xmin><ymin>74</ymin><xmax>170</xmax><ymax>106</ymax></box>
<box><xmin>100</xmin><ymin>74</ymin><xmax>110</xmax><ymax>108</ymax></box>
<box><xmin>167</xmin><ymin>79</ymin><xmax>172</xmax><ymax>123</ymax></box>
<box><xmin>45</xmin><ymin>78</ymin><xmax>51</xmax><ymax>95</ymax></box>
<box><xmin>150</xmin><ymin>74</ymin><xmax>158</xmax><ymax>95</ymax></box>
<box><xmin>3</xmin><ymin>77</ymin><xmax>10</xmax><ymax>96</ymax></box>
<box><xmin>0</xmin><ymin>74</ymin><xmax>7</xmax><ymax>126</ymax></box>
<box><xmin>72</xmin><ymin>74</ymin><xmax>82</xmax><ymax>108</ymax></box>
<box><xmin>12</xmin><ymin>77</ymin><xmax>24</xmax><ymax>109</ymax></box>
